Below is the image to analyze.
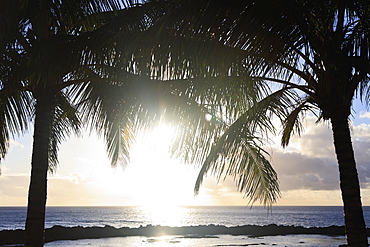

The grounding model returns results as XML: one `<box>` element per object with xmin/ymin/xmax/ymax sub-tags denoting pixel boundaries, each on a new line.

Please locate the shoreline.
<box><xmin>0</xmin><ymin>224</ymin><xmax>361</xmax><ymax>245</ymax></box>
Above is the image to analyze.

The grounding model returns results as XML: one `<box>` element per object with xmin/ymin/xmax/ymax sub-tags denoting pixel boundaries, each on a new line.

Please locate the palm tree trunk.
<box><xmin>331</xmin><ymin>115</ymin><xmax>368</xmax><ymax>247</ymax></box>
<box><xmin>25</xmin><ymin>92</ymin><xmax>55</xmax><ymax>247</ymax></box>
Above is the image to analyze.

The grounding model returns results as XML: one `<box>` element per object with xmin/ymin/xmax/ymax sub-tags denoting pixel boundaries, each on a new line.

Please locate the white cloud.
<box><xmin>353</xmin><ymin>123</ymin><xmax>370</xmax><ymax>140</ymax></box>
<box><xmin>8</xmin><ymin>139</ymin><xmax>25</xmax><ymax>150</ymax></box>
<box><xmin>278</xmin><ymin>190</ymin><xmax>342</xmax><ymax>206</ymax></box>
<box><xmin>0</xmin><ymin>165</ymin><xmax>11</xmax><ymax>173</ymax></box>
<box><xmin>0</xmin><ymin>174</ymin><xmax>29</xmax><ymax>206</ymax></box>
<box><xmin>359</xmin><ymin>112</ymin><xmax>370</xmax><ymax>119</ymax></box>
<box><xmin>279</xmin><ymin>116</ymin><xmax>334</xmax><ymax>158</ymax></box>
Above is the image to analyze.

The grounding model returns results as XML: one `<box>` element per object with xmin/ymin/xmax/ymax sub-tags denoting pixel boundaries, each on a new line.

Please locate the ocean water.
<box><xmin>2</xmin><ymin>206</ymin><xmax>370</xmax><ymax>246</ymax></box>
<box><xmin>2</xmin><ymin>206</ymin><xmax>370</xmax><ymax>230</ymax></box>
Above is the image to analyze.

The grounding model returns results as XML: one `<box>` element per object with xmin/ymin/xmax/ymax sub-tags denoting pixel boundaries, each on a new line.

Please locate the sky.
<box><xmin>1</xmin><ymin>100</ymin><xmax>370</xmax><ymax>207</ymax></box>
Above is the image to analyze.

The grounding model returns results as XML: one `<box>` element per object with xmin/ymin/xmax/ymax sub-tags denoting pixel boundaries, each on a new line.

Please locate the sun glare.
<box><xmin>125</xmin><ymin>123</ymin><xmax>197</xmax><ymax>207</ymax></box>
<box><xmin>77</xmin><ymin>121</ymin><xmax>212</xmax><ymax>207</ymax></box>
<box><xmin>138</xmin><ymin>205</ymin><xmax>189</xmax><ymax>227</ymax></box>
<box><xmin>145</xmin><ymin>123</ymin><xmax>177</xmax><ymax>151</ymax></box>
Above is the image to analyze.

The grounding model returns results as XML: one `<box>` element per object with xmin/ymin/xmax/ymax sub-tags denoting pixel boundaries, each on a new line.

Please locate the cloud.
<box><xmin>353</xmin><ymin>123</ymin><xmax>370</xmax><ymax>140</ymax></box>
<box><xmin>8</xmin><ymin>139</ymin><xmax>25</xmax><ymax>150</ymax></box>
<box><xmin>268</xmin><ymin>116</ymin><xmax>370</xmax><ymax>193</ymax></box>
<box><xmin>0</xmin><ymin>171</ymin><xmax>123</xmax><ymax>206</ymax></box>
<box><xmin>0</xmin><ymin>174</ymin><xmax>29</xmax><ymax>205</ymax></box>
<box><xmin>195</xmin><ymin>177</ymin><xmax>252</xmax><ymax>205</ymax></box>
<box><xmin>271</xmin><ymin>150</ymin><xmax>339</xmax><ymax>191</ymax></box>
<box><xmin>47</xmin><ymin>174</ymin><xmax>107</xmax><ymax>205</ymax></box>
<box><xmin>278</xmin><ymin>189</ymin><xmax>343</xmax><ymax>206</ymax></box>
<box><xmin>359</xmin><ymin>112</ymin><xmax>370</xmax><ymax>119</ymax></box>
<box><xmin>352</xmin><ymin>138</ymin><xmax>370</xmax><ymax>187</ymax></box>
<box><xmin>176</xmin><ymin>115</ymin><xmax>370</xmax><ymax>205</ymax></box>
<box><xmin>279</xmin><ymin>117</ymin><xmax>334</xmax><ymax>158</ymax></box>
<box><xmin>2</xmin><ymin>117</ymin><xmax>370</xmax><ymax>207</ymax></box>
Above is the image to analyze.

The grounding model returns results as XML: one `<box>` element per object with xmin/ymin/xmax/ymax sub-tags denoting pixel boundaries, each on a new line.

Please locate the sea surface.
<box><xmin>1</xmin><ymin>206</ymin><xmax>370</xmax><ymax>246</ymax></box>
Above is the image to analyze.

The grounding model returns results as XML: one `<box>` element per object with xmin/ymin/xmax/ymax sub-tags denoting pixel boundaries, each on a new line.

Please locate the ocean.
<box><xmin>1</xmin><ymin>206</ymin><xmax>370</xmax><ymax>246</ymax></box>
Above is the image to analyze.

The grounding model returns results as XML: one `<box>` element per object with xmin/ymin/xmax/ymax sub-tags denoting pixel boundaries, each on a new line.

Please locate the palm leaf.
<box><xmin>194</xmin><ymin>88</ymin><xmax>296</xmax><ymax>206</ymax></box>
<box><xmin>281</xmin><ymin>97</ymin><xmax>318</xmax><ymax>147</ymax></box>
<box><xmin>48</xmin><ymin>91</ymin><xmax>81</xmax><ymax>171</ymax></box>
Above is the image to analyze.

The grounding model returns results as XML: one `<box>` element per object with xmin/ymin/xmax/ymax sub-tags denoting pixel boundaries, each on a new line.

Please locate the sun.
<box><xmin>145</xmin><ymin>123</ymin><xmax>177</xmax><ymax>151</ymax></box>
<box><xmin>86</xmin><ymin>121</ymin><xmax>209</xmax><ymax>207</ymax></box>
<box><xmin>127</xmin><ymin>123</ymin><xmax>195</xmax><ymax>207</ymax></box>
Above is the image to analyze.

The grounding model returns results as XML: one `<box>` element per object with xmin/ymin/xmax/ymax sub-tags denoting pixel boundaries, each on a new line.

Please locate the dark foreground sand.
<box><xmin>0</xmin><ymin>224</ymin><xmax>367</xmax><ymax>246</ymax></box>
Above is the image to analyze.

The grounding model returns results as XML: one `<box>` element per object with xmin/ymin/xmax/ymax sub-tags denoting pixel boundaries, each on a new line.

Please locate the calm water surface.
<box><xmin>1</xmin><ymin>206</ymin><xmax>370</xmax><ymax>230</ymax></box>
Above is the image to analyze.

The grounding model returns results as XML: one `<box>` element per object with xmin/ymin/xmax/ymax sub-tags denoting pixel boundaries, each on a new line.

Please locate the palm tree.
<box><xmin>1</xmin><ymin>0</ymin><xmax>282</xmax><ymax>246</ymax></box>
<box><xmin>134</xmin><ymin>0</ymin><xmax>370</xmax><ymax>246</ymax></box>
<box><xmin>0</xmin><ymin>1</ymin><xmax>151</xmax><ymax>245</ymax></box>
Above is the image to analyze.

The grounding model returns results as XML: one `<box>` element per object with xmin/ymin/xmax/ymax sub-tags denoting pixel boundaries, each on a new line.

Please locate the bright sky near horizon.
<box><xmin>1</xmin><ymin>99</ymin><xmax>370</xmax><ymax>207</ymax></box>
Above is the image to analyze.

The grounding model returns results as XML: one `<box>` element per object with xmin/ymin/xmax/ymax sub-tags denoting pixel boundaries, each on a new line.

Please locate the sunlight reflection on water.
<box><xmin>137</xmin><ymin>205</ymin><xmax>191</xmax><ymax>227</ymax></box>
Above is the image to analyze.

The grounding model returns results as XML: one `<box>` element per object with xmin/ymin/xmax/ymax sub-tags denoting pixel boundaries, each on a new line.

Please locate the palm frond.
<box><xmin>280</xmin><ymin>97</ymin><xmax>318</xmax><ymax>147</ymax></box>
<box><xmin>193</xmin><ymin>88</ymin><xmax>297</xmax><ymax>206</ymax></box>
<box><xmin>0</xmin><ymin>89</ymin><xmax>33</xmax><ymax>161</ymax></box>
<box><xmin>48</xmin><ymin>91</ymin><xmax>81</xmax><ymax>171</ymax></box>
<box><xmin>194</xmin><ymin>111</ymin><xmax>280</xmax><ymax>206</ymax></box>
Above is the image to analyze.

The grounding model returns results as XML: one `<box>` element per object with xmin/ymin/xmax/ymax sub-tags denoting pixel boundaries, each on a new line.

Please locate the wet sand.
<box><xmin>45</xmin><ymin>234</ymin><xmax>353</xmax><ymax>247</ymax></box>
